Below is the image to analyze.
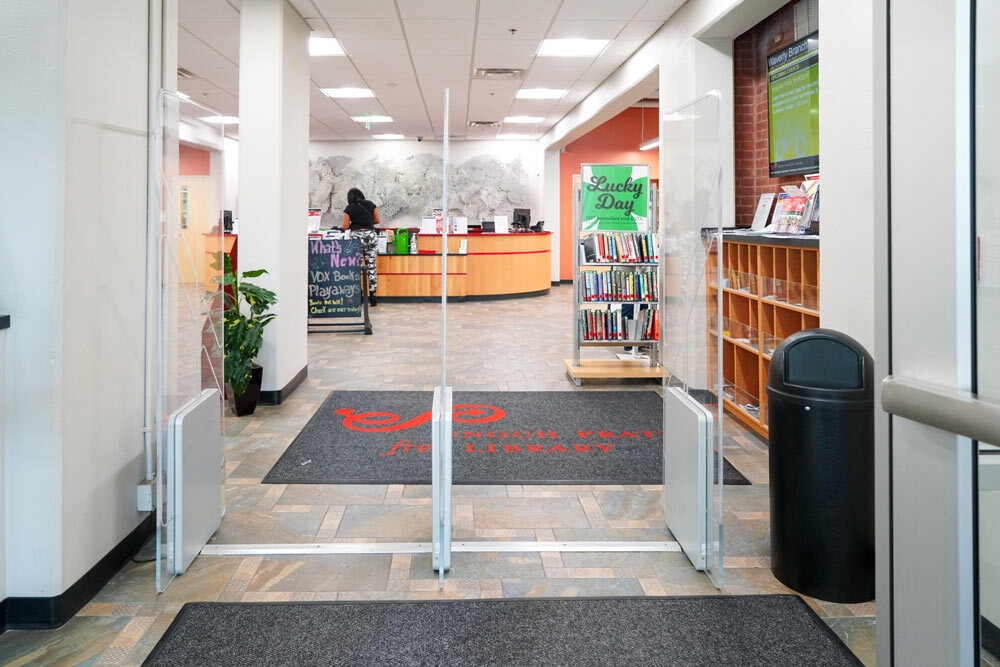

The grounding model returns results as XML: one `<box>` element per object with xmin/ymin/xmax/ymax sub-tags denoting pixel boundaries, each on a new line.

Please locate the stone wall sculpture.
<box><xmin>309</xmin><ymin>151</ymin><xmax>530</xmax><ymax>225</ymax></box>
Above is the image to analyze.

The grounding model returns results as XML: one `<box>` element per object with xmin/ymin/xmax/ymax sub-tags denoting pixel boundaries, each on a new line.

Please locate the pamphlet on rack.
<box><xmin>454</xmin><ymin>216</ymin><xmax>468</xmax><ymax>234</ymax></box>
<box><xmin>420</xmin><ymin>216</ymin><xmax>437</xmax><ymax>234</ymax></box>
<box><xmin>494</xmin><ymin>215</ymin><xmax>509</xmax><ymax>234</ymax></box>
<box><xmin>750</xmin><ymin>193</ymin><xmax>776</xmax><ymax>231</ymax></box>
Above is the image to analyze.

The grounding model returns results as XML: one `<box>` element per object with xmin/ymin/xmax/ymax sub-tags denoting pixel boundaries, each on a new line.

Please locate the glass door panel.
<box><xmin>660</xmin><ymin>92</ymin><xmax>724</xmax><ymax>586</ymax></box>
<box><xmin>976</xmin><ymin>1</ymin><xmax>1000</xmax><ymax>661</ymax></box>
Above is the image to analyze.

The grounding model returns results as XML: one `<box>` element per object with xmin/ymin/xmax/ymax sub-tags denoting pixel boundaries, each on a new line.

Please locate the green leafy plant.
<box><xmin>213</xmin><ymin>253</ymin><xmax>277</xmax><ymax>396</ymax></box>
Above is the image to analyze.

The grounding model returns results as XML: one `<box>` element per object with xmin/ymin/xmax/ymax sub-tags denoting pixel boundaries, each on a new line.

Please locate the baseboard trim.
<box><xmin>259</xmin><ymin>365</ymin><xmax>308</xmax><ymax>406</ymax></box>
<box><xmin>2</xmin><ymin>513</ymin><xmax>155</xmax><ymax>632</ymax></box>
<box><xmin>377</xmin><ymin>289</ymin><xmax>550</xmax><ymax>303</ymax></box>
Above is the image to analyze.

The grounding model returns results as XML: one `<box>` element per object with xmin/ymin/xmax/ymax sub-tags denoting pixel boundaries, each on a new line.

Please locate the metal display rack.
<box><xmin>564</xmin><ymin>179</ymin><xmax>662</xmax><ymax>385</ymax></box>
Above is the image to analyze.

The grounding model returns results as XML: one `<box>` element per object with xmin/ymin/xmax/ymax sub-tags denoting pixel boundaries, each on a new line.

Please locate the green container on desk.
<box><xmin>394</xmin><ymin>228</ymin><xmax>410</xmax><ymax>254</ymax></box>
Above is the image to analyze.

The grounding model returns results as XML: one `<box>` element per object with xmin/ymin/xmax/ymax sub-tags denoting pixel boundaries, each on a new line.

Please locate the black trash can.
<box><xmin>766</xmin><ymin>328</ymin><xmax>874</xmax><ymax>603</ymax></box>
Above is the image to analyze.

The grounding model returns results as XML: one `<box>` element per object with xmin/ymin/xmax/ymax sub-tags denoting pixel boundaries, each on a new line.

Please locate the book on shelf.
<box><xmin>580</xmin><ymin>268</ymin><xmax>658</xmax><ymax>302</ymax></box>
<box><xmin>580</xmin><ymin>232</ymin><xmax>659</xmax><ymax>264</ymax></box>
<box><xmin>579</xmin><ymin>304</ymin><xmax>659</xmax><ymax>342</ymax></box>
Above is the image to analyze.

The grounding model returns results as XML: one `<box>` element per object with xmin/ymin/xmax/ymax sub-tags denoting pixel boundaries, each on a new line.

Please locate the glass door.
<box><xmin>881</xmin><ymin>1</ymin><xmax>999</xmax><ymax>664</ymax></box>
<box><xmin>975</xmin><ymin>1</ymin><xmax>1000</xmax><ymax>663</ymax></box>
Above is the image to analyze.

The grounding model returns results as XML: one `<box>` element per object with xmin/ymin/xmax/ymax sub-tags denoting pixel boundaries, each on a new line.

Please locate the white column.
<box><xmin>543</xmin><ymin>150</ymin><xmax>561</xmax><ymax>282</ymax></box>
<box><xmin>238</xmin><ymin>0</ymin><xmax>310</xmax><ymax>397</ymax></box>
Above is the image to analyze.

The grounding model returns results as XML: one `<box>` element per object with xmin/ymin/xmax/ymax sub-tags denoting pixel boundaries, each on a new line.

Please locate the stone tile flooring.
<box><xmin>0</xmin><ymin>287</ymin><xmax>876</xmax><ymax>665</ymax></box>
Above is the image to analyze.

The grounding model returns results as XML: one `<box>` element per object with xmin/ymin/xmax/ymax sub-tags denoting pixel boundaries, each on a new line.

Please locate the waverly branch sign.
<box><xmin>581</xmin><ymin>163</ymin><xmax>651</xmax><ymax>231</ymax></box>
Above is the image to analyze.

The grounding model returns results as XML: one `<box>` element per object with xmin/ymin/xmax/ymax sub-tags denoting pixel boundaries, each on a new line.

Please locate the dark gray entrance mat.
<box><xmin>262</xmin><ymin>391</ymin><xmax>750</xmax><ymax>485</ymax></box>
<box><xmin>142</xmin><ymin>596</ymin><xmax>860</xmax><ymax>667</ymax></box>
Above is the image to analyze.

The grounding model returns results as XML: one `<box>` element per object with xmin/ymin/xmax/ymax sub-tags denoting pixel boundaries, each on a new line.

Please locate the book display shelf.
<box><xmin>564</xmin><ymin>181</ymin><xmax>662</xmax><ymax>385</ymax></box>
<box><xmin>707</xmin><ymin>235</ymin><xmax>820</xmax><ymax>437</ymax></box>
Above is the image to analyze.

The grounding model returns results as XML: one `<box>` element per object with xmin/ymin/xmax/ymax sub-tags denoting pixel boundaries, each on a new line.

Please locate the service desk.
<box><xmin>376</xmin><ymin>232</ymin><xmax>551</xmax><ymax>300</ymax></box>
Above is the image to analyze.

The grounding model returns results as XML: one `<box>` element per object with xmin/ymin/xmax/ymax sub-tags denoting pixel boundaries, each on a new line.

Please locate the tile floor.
<box><xmin>0</xmin><ymin>286</ymin><xmax>876</xmax><ymax>666</ymax></box>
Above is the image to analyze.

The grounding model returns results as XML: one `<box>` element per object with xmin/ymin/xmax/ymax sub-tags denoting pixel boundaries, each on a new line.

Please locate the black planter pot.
<box><xmin>229</xmin><ymin>364</ymin><xmax>263</xmax><ymax>416</ymax></box>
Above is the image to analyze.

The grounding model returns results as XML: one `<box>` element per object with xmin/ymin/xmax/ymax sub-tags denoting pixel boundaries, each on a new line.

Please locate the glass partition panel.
<box><xmin>976</xmin><ymin>1</ymin><xmax>1000</xmax><ymax>661</ymax></box>
<box><xmin>660</xmin><ymin>92</ymin><xmax>724</xmax><ymax>586</ymax></box>
<box><xmin>153</xmin><ymin>91</ymin><xmax>225</xmax><ymax>591</ymax></box>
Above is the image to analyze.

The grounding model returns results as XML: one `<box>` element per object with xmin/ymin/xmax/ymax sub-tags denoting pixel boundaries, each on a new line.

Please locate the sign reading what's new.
<box><xmin>580</xmin><ymin>163</ymin><xmax>651</xmax><ymax>231</ymax></box>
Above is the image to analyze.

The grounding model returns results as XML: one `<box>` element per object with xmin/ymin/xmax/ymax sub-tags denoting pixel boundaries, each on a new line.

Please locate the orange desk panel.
<box><xmin>410</xmin><ymin>232</ymin><xmax>551</xmax><ymax>297</ymax></box>
<box><xmin>375</xmin><ymin>254</ymin><xmax>467</xmax><ymax>298</ymax></box>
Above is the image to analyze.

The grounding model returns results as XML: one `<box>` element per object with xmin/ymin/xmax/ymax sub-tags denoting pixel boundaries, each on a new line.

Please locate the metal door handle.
<box><xmin>881</xmin><ymin>376</ymin><xmax>1000</xmax><ymax>445</ymax></box>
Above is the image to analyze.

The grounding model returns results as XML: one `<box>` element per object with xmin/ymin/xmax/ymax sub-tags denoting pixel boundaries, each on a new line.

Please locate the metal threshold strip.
<box><xmin>201</xmin><ymin>541</ymin><xmax>682</xmax><ymax>556</ymax></box>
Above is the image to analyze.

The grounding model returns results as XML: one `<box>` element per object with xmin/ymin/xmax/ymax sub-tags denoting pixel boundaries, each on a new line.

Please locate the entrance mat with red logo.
<box><xmin>262</xmin><ymin>391</ymin><xmax>750</xmax><ymax>485</ymax></box>
<box><xmin>142</xmin><ymin>596</ymin><xmax>861</xmax><ymax>667</ymax></box>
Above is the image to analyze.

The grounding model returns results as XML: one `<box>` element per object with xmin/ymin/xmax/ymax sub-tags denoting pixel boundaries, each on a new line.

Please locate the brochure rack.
<box><xmin>564</xmin><ymin>180</ymin><xmax>661</xmax><ymax>385</ymax></box>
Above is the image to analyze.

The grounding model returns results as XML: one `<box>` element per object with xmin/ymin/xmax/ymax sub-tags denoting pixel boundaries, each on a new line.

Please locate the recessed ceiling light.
<box><xmin>373</xmin><ymin>134</ymin><xmax>405</xmax><ymax>140</ymax></box>
<box><xmin>322</xmin><ymin>87</ymin><xmax>375</xmax><ymax>98</ymax></box>
<box><xmin>199</xmin><ymin>116</ymin><xmax>238</xmax><ymax>125</ymax></box>
<box><xmin>537</xmin><ymin>38</ymin><xmax>609</xmax><ymax>57</ymax></box>
<box><xmin>515</xmin><ymin>88</ymin><xmax>567</xmax><ymax>100</ymax></box>
<box><xmin>351</xmin><ymin>115</ymin><xmax>393</xmax><ymax>123</ymax></box>
<box><xmin>309</xmin><ymin>37</ymin><xmax>345</xmax><ymax>56</ymax></box>
<box><xmin>498</xmin><ymin>133</ymin><xmax>531</xmax><ymax>140</ymax></box>
<box><xmin>639</xmin><ymin>138</ymin><xmax>659</xmax><ymax>151</ymax></box>
<box><xmin>503</xmin><ymin>116</ymin><xmax>543</xmax><ymax>124</ymax></box>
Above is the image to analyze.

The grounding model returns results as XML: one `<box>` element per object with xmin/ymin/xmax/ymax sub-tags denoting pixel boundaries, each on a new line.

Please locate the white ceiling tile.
<box><xmin>617</xmin><ymin>20</ymin><xmax>663</xmax><ymax>41</ymax></box>
<box><xmin>179</xmin><ymin>0</ymin><xmax>238</xmax><ymax>20</ymax></box>
<box><xmin>474</xmin><ymin>39</ymin><xmax>539</xmax><ymax>69</ymax></box>
<box><xmin>313</xmin><ymin>0</ymin><xmax>398</xmax><ymax>19</ymax></box>
<box><xmin>180</xmin><ymin>20</ymin><xmax>240</xmax><ymax>63</ymax></box>
<box><xmin>412</xmin><ymin>55</ymin><xmax>471</xmax><ymax>82</ymax></box>
<box><xmin>287</xmin><ymin>0</ymin><xmax>321</xmax><ymax>19</ymax></box>
<box><xmin>525</xmin><ymin>58</ymin><xmax>593</xmax><ymax>86</ymax></box>
<box><xmin>396</xmin><ymin>0</ymin><xmax>476</xmax><ymax>19</ymax></box>
<box><xmin>477</xmin><ymin>20</ymin><xmax>551</xmax><ymax>40</ymax></box>
<box><xmin>339</xmin><ymin>39</ymin><xmax>408</xmax><ymax>56</ymax></box>
<box><xmin>603</xmin><ymin>38</ymin><xmax>646</xmax><ymax>58</ymax></box>
<box><xmin>310</xmin><ymin>118</ymin><xmax>343</xmax><ymax>140</ymax></box>
<box><xmin>402</xmin><ymin>19</ymin><xmax>474</xmax><ymax>41</ymax></box>
<box><xmin>546</xmin><ymin>20</ymin><xmax>628</xmax><ymax>40</ymax></box>
<box><xmin>309</xmin><ymin>57</ymin><xmax>365</xmax><ymax>88</ymax></box>
<box><xmin>556</xmin><ymin>0</ymin><xmax>646</xmax><ymax>21</ymax></box>
<box><xmin>408</xmin><ymin>38</ymin><xmax>473</xmax><ymax>56</ymax></box>
<box><xmin>305</xmin><ymin>19</ymin><xmax>334</xmax><ymax>37</ymax></box>
<box><xmin>325</xmin><ymin>18</ymin><xmax>404</xmax><ymax>40</ymax></box>
<box><xmin>633</xmin><ymin>0</ymin><xmax>686</xmax><ymax>21</ymax></box>
<box><xmin>479</xmin><ymin>0</ymin><xmax>560</xmax><ymax>21</ymax></box>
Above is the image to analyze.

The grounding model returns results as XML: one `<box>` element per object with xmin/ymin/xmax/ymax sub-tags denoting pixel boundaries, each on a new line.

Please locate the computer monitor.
<box><xmin>513</xmin><ymin>208</ymin><xmax>530</xmax><ymax>229</ymax></box>
<box><xmin>482</xmin><ymin>220</ymin><xmax>495</xmax><ymax>233</ymax></box>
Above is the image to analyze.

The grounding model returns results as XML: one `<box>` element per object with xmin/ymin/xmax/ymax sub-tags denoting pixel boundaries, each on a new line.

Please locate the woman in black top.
<box><xmin>342</xmin><ymin>188</ymin><xmax>381</xmax><ymax>305</ymax></box>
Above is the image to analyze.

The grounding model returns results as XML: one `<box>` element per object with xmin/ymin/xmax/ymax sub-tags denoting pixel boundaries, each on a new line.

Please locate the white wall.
<box><xmin>309</xmin><ymin>139</ymin><xmax>545</xmax><ymax>231</ymax></box>
<box><xmin>239</xmin><ymin>0</ymin><xmax>310</xmax><ymax>394</ymax></box>
<box><xmin>0</xmin><ymin>328</ymin><xmax>6</xmax><ymax>603</ymax></box>
<box><xmin>224</xmin><ymin>137</ymin><xmax>239</xmax><ymax>215</ymax></box>
<box><xmin>817</xmin><ymin>0</ymin><xmax>879</xmax><ymax>355</ymax></box>
<box><xmin>543</xmin><ymin>150</ymin><xmax>561</xmax><ymax>282</ymax></box>
<box><xmin>0</xmin><ymin>0</ymin><xmax>149</xmax><ymax>596</ymax></box>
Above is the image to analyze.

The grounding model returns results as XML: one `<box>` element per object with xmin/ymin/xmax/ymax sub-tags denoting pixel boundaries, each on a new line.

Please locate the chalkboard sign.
<box><xmin>308</xmin><ymin>237</ymin><xmax>365</xmax><ymax>318</ymax></box>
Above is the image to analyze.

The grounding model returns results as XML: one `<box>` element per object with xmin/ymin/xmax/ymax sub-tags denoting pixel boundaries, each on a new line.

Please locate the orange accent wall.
<box><xmin>558</xmin><ymin>106</ymin><xmax>660</xmax><ymax>280</ymax></box>
<box><xmin>179</xmin><ymin>144</ymin><xmax>211</xmax><ymax>176</ymax></box>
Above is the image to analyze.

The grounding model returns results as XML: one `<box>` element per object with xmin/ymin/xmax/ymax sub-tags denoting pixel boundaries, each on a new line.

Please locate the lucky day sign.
<box><xmin>581</xmin><ymin>163</ymin><xmax>651</xmax><ymax>232</ymax></box>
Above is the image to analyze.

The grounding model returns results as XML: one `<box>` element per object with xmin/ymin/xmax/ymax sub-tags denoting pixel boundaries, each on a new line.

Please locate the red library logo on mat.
<box><xmin>334</xmin><ymin>404</ymin><xmax>506</xmax><ymax>433</ymax></box>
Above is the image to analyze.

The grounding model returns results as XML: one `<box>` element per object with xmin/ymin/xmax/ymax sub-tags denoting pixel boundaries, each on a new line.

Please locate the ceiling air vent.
<box><xmin>467</xmin><ymin>121</ymin><xmax>501</xmax><ymax>128</ymax></box>
<box><xmin>473</xmin><ymin>68</ymin><xmax>524</xmax><ymax>80</ymax></box>
<box><xmin>177</xmin><ymin>67</ymin><xmax>197</xmax><ymax>80</ymax></box>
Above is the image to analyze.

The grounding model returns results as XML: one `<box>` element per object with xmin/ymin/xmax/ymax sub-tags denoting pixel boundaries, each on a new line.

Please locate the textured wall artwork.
<box><xmin>309</xmin><ymin>152</ymin><xmax>530</xmax><ymax>225</ymax></box>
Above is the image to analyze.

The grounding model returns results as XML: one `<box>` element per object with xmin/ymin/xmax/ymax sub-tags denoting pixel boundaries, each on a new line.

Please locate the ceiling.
<box><xmin>177</xmin><ymin>0</ymin><xmax>684</xmax><ymax>141</ymax></box>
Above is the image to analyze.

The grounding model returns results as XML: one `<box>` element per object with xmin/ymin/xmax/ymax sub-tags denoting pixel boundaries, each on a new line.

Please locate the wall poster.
<box><xmin>580</xmin><ymin>163</ymin><xmax>651</xmax><ymax>231</ymax></box>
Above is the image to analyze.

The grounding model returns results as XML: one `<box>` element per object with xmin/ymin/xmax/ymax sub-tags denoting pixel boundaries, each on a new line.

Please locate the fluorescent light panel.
<box><xmin>639</xmin><ymin>138</ymin><xmax>659</xmax><ymax>151</ymax></box>
<box><xmin>503</xmin><ymin>116</ymin><xmax>543</xmax><ymax>124</ymax></box>
<box><xmin>200</xmin><ymin>116</ymin><xmax>238</xmax><ymax>125</ymax></box>
<box><xmin>351</xmin><ymin>115</ymin><xmax>393</xmax><ymax>123</ymax></box>
<box><xmin>322</xmin><ymin>87</ymin><xmax>374</xmax><ymax>98</ymax></box>
<box><xmin>516</xmin><ymin>88</ymin><xmax>566</xmax><ymax>100</ymax></box>
<box><xmin>309</xmin><ymin>37</ymin><xmax>344</xmax><ymax>56</ymax></box>
<box><xmin>537</xmin><ymin>38</ymin><xmax>609</xmax><ymax>57</ymax></box>
<box><xmin>373</xmin><ymin>134</ymin><xmax>405</xmax><ymax>140</ymax></box>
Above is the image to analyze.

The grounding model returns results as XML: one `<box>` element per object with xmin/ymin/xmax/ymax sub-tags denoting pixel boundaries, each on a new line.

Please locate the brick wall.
<box><xmin>733</xmin><ymin>0</ymin><xmax>809</xmax><ymax>227</ymax></box>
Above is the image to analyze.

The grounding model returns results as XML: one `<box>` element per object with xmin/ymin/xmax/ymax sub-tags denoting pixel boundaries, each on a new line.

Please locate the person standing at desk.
<box><xmin>342</xmin><ymin>187</ymin><xmax>381</xmax><ymax>306</ymax></box>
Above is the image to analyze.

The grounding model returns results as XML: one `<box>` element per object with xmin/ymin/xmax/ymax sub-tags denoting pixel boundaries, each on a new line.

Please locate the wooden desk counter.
<box><xmin>376</xmin><ymin>232</ymin><xmax>551</xmax><ymax>300</ymax></box>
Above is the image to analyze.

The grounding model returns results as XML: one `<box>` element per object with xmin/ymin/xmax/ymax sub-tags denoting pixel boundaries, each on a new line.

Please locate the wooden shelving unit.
<box><xmin>708</xmin><ymin>236</ymin><xmax>820</xmax><ymax>437</ymax></box>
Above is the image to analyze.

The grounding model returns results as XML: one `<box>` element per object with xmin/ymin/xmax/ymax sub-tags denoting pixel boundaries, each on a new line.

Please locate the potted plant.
<box><xmin>215</xmin><ymin>253</ymin><xmax>277</xmax><ymax>416</ymax></box>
